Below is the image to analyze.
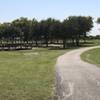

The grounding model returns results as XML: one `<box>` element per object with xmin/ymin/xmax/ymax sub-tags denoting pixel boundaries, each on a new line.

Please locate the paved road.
<box><xmin>55</xmin><ymin>46</ymin><xmax>100</xmax><ymax>100</ymax></box>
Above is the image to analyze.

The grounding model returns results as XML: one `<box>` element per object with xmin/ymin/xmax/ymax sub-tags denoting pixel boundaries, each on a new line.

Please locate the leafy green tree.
<box><xmin>63</xmin><ymin>16</ymin><xmax>93</xmax><ymax>46</ymax></box>
<box><xmin>97</xmin><ymin>18</ymin><xmax>100</xmax><ymax>23</ymax></box>
<box><xmin>12</xmin><ymin>17</ymin><xmax>32</xmax><ymax>42</ymax></box>
<box><xmin>40</xmin><ymin>18</ymin><xmax>56</xmax><ymax>47</ymax></box>
<box><xmin>0</xmin><ymin>16</ymin><xmax>93</xmax><ymax>50</ymax></box>
<box><xmin>30</xmin><ymin>19</ymin><xmax>41</xmax><ymax>46</ymax></box>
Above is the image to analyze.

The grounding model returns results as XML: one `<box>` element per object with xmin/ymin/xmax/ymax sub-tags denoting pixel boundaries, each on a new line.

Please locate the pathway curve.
<box><xmin>55</xmin><ymin>46</ymin><xmax>100</xmax><ymax>100</ymax></box>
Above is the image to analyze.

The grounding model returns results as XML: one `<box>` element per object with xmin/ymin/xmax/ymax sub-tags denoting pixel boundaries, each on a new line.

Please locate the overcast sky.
<box><xmin>0</xmin><ymin>0</ymin><xmax>100</xmax><ymax>35</ymax></box>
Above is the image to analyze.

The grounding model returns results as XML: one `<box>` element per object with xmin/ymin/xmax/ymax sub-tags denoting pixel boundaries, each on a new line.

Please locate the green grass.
<box><xmin>0</xmin><ymin>48</ymin><xmax>69</xmax><ymax>100</ymax></box>
<box><xmin>81</xmin><ymin>48</ymin><xmax>100</xmax><ymax>67</ymax></box>
<box><xmin>82</xmin><ymin>39</ymin><xmax>100</xmax><ymax>47</ymax></box>
<box><xmin>93</xmin><ymin>39</ymin><xmax>100</xmax><ymax>46</ymax></box>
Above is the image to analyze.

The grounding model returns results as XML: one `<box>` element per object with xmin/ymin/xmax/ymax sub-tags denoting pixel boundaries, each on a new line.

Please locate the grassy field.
<box><xmin>81</xmin><ymin>48</ymin><xmax>100</xmax><ymax>67</ymax></box>
<box><xmin>81</xmin><ymin>39</ymin><xmax>100</xmax><ymax>47</ymax></box>
<box><xmin>0</xmin><ymin>39</ymin><xmax>99</xmax><ymax>100</ymax></box>
<box><xmin>92</xmin><ymin>39</ymin><xmax>100</xmax><ymax>46</ymax></box>
<box><xmin>0</xmin><ymin>48</ymin><xmax>69</xmax><ymax>100</ymax></box>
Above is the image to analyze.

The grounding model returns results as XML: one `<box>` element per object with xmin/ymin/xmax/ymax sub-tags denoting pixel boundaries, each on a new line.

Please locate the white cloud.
<box><xmin>89</xmin><ymin>18</ymin><xmax>100</xmax><ymax>36</ymax></box>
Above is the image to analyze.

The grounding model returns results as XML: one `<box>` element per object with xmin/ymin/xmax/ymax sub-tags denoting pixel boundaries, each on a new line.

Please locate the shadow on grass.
<box><xmin>0</xmin><ymin>40</ymin><xmax>99</xmax><ymax>51</ymax></box>
<box><xmin>48</xmin><ymin>46</ymin><xmax>79</xmax><ymax>50</ymax></box>
<box><xmin>0</xmin><ymin>48</ymin><xmax>32</xmax><ymax>51</ymax></box>
<box><xmin>80</xmin><ymin>41</ymin><xmax>97</xmax><ymax>47</ymax></box>
<box><xmin>48</xmin><ymin>41</ymin><xmax>96</xmax><ymax>50</ymax></box>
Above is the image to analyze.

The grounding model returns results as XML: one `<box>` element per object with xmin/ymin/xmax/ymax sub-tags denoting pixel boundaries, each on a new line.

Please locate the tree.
<box><xmin>0</xmin><ymin>16</ymin><xmax>93</xmax><ymax>50</ymax></box>
<box><xmin>40</xmin><ymin>18</ymin><xmax>56</xmax><ymax>47</ymax></box>
<box><xmin>12</xmin><ymin>17</ymin><xmax>32</xmax><ymax>42</ymax></box>
<box><xmin>31</xmin><ymin>19</ymin><xmax>41</xmax><ymax>46</ymax></box>
<box><xmin>63</xmin><ymin>16</ymin><xmax>93</xmax><ymax>46</ymax></box>
<box><xmin>97</xmin><ymin>18</ymin><xmax>100</xmax><ymax>23</ymax></box>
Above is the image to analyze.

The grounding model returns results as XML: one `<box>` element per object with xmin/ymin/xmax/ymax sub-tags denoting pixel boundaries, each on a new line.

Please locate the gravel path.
<box><xmin>55</xmin><ymin>46</ymin><xmax>100</xmax><ymax>100</ymax></box>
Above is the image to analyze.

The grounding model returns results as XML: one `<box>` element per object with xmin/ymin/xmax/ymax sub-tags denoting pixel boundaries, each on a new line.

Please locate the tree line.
<box><xmin>0</xmin><ymin>16</ymin><xmax>93</xmax><ymax>50</ymax></box>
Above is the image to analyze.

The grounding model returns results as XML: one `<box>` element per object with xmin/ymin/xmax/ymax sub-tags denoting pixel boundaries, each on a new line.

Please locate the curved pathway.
<box><xmin>55</xmin><ymin>46</ymin><xmax>100</xmax><ymax>100</ymax></box>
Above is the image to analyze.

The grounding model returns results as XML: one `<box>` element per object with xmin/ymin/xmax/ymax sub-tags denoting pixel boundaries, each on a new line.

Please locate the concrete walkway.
<box><xmin>55</xmin><ymin>46</ymin><xmax>100</xmax><ymax>100</ymax></box>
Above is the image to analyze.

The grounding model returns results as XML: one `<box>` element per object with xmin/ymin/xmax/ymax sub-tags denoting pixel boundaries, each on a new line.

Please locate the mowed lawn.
<box><xmin>81</xmin><ymin>48</ymin><xmax>100</xmax><ymax>67</ymax></box>
<box><xmin>0</xmin><ymin>48</ymin><xmax>69</xmax><ymax>100</ymax></box>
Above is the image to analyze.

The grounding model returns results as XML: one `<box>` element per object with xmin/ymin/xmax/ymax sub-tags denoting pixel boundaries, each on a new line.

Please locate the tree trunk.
<box><xmin>63</xmin><ymin>39</ymin><xmax>66</xmax><ymax>49</ymax></box>
<box><xmin>35</xmin><ymin>40</ymin><xmax>38</xmax><ymax>47</ymax></box>
<box><xmin>76</xmin><ymin>35</ymin><xmax>80</xmax><ymax>46</ymax></box>
<box><xmin>76</xmin><ymin>38</ymin><xmax>79</xmax><ymax>46</ymax></box>
<box><xmin>72</xmin><ymin>38</ymin><xmax>75</xmax><ymax>45</ymax></box>
<box><xmin>45</xmin><ymin>39</ymin><xmax>48</xmax><ymax>47</ymax></box>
